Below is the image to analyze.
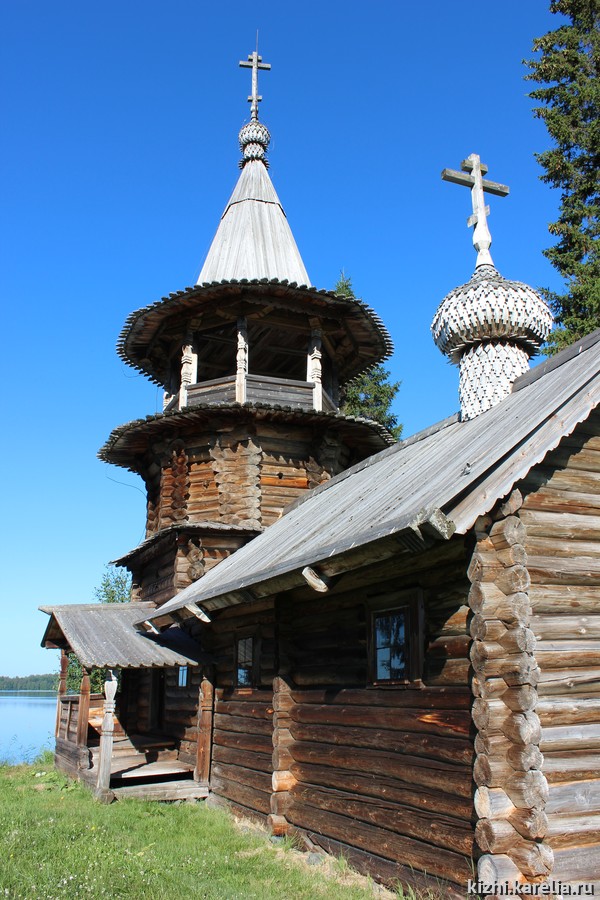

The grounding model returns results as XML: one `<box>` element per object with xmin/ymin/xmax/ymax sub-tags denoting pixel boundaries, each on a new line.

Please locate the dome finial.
<box><xmin>238</xmin><ymin>43</ymin><xmax>272</xmax><ymax>166</ymax></box>
<box><xmin>239</xmin><ymin>42</ymin><xmax>271</xmax><ymax>123</ymax></box>
<box><xmin>441</xmin><ymin>153</ymin><xmax>510</xmax><ymax>267</ymax></box>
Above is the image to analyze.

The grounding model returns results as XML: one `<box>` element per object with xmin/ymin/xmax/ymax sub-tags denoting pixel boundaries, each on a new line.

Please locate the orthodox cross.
<box><xmin>442</xmin><ymin>154</ymin><xmax>510</xmax><ymax>266</ymax></box>
<box><xmin>239</xmin><ymin>49</ymin><xmax>271</xmax><ymax>121</ymax></box>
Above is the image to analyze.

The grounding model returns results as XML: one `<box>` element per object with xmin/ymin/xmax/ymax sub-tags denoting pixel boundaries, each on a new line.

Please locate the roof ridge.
<box><xmin>512</xmin><ymin>327</ymin><xmax>600</xmax><ymax>393</ymax></box>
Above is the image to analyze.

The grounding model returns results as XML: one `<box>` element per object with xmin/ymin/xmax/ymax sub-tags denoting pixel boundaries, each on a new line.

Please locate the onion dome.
<box><xmin>239</xmin><ymin>120</ymin><xmax>270</xmax><ymax>166</ymax></box>
<box><xmin>432</xmin><ymin>154</ymin><xmax>553</xmax><ymax>421</ymax></box>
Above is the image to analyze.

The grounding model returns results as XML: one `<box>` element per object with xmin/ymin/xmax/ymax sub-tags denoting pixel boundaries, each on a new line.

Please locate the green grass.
<box><xmin>0</xmin><ymin>755</ymin><xmax>383</xmax><ymax>900</ymax></box>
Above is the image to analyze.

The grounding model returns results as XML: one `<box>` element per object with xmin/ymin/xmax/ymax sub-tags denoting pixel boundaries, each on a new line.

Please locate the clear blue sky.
<box><xmin>1</xmin><ymin>1</ymin><xmax>564</xmax><ymax>676</ymax></box>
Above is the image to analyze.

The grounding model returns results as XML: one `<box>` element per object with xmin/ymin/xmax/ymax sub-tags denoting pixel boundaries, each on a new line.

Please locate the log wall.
<box><xmin>161</xmin><ymin>666</ymin><xmax>203</xmax><ymax>766</ymax></box>
<box><xmin>140</xmin><ymin>419</ymin><xmax>356</xmax><ymax>540</ymax></box>
<box><xmin>200</xmin><ymin>599</ymin><xmax>276</xmax><ymax>820</ymax></box>
<box><xmin>274</xmin><ymin>537</ymin><xmax>476</xmax><ymax>890</ymax></box>
<box><xmin>518</xmin><ymin>413</ymin><xmax>600</xmax><ymax>886</ymax></box>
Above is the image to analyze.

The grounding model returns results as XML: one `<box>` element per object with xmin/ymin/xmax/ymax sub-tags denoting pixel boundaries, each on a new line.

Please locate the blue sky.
<box><xmin>1</xmin><ymin>1</ymin><xmax>564</xmax><ymax>676</ymax></box>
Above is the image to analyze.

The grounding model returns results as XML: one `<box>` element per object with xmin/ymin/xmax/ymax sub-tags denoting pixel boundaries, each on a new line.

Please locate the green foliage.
<box><xmin>524</xmin><ymin>0</ymin><xmax>600</xmax><ymax>352</ymax></box>
<box><xmin>0</xmin><ymin>674</ymin><xmax>56</xmax><ymax>691</ymax></box>
<box><xmin>335</xmin><ymin>273</ymin><xmax>403</xmax><ymax>440</ymax></box>
<box><xmin>0</xmin><ymin>762</ymin><xmax>380</xmax><ymax>900</ymax></box>
<box><xmin>65</xmin><ymin>566</ymin><xmax>131</xmax><ymax>694</ymax></box>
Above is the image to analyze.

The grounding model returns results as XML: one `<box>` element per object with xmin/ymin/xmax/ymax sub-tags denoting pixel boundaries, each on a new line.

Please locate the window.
<box><xmin>235</xmin><ymin>630</ymin><xmax>260</xmax><ymax>688</ymax></box>
<box><xmin>374</xmin><ymin>609</ymin><xmax>407</xmax><ymax>681</ymax></box>
<box><xmin>178</xmin><ymin>665</ymin><xmax>189</xmax><ymax>688</ymax></box>
<box><xmin>367</xmin><ymin>590</ymin><xmax>423</xmax><ymax>684</ymax></box>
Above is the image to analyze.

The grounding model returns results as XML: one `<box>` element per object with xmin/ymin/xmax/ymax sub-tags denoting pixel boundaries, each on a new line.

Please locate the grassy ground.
<box><xmin>0</xmin><ymin>754</ymin><xmax>398</xmax><ymax>900</ymax></box>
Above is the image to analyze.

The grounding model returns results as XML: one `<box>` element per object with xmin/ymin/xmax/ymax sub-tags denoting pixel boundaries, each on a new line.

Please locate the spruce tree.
<box><xmin>525</xmin><ymin>0</ymin><xmax>600</xmax><ymax>352</ymax></box>
<box><xmin>335</xmin><ymin>273</ymin><xmax>402</xmax><ymax>440</ymax></box>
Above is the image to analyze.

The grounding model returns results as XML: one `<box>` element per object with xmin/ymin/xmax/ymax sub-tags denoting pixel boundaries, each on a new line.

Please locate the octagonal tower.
<box><xmin>101</xmin><ymin>51</ymin><xmax>394</xmax><ymax>606</ymax></box>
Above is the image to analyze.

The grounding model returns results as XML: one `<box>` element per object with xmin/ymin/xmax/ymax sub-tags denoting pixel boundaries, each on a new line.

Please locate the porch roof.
<box><xmin>40</xmin><ymin>602</ymin><xmax>206</xmax><ymax>669</ymax></box>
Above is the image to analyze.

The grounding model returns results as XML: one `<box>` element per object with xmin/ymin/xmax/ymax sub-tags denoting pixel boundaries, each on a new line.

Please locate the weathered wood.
<box><xmin>540</xmin><ymin>722</ymin><xmax>600</xmax><ymax>752</ymax></box>
<box><xmin>528</xmin><ymin>554</ymin><xmax>600</xmax><ymax>585</ymax></box>
<box><xmin>542</xmin><ymin>750</ymin><xmax>600</xmax><ymax>782</ymax></box>
<box><xmin>551</xmin><ymin>845</ymin><xmax>600</xmax><ymax>881</ymax></box>
<box><xmin>536</xmin><ymin>666</ymin><xmax>600</xmax><ymax>695</ymax></box>
<box><xmin>545</xmin><ymin>813</ymin><xmax>600</xmax><ymax>848</ymax></box>
<box><xmin>211</xmin><ymin>774</ymin><xmax>271</xmax><ymax>815</ymax></box>
<box><xmin>292</xmin><ymin>784</ymin><xmax>474</xmax><ymax>856</ymax></box>
<box><xmin>288</xmin><ymin>702</ymin><xmax>471</xmax><ymax>737</ymax></box>
<box><xmin>288</xmin><ymin>742</ymin><xmax>472</xmax><ymax>798</ymax></box>
<box><xmin>195</xmin><ymin>673</ymin><xmax>213</xmax><ymax>784</ymax></box>
<box><xmin>304</xmin><ymin>832</ymin><xmax>466</xmax><ymax>898</ymax></box>
<box><xmin>531</xmin><ymin>614</ymin><xmax>600</xmax><ymax>640</ymax></box>
<box><xmin>477</xmin><ymin>853</ymin><xmax>521</xmax><ymax>883</ymax></box>
<box><xmin>474</xmin><ymin>786</ymin><xmax>514</xmax><ymax>819</ymax></box>
<box><xmin>510</xmin><ymin>840</ymin><xmax>553</xmax><ymax>878</ymax></box>
<box><xmin>289</xmin><ymin>722</ymin><xmax>473</xmax><ymax>766</ymax></box>
<box><xmin>211</xmin><ymin>744</ymin><xmax>273</xmax><ymax>774</ymax></box>
<box><xmin>505</xmin><ymin>770</ymin><xmax>549</xmax><ymax>808</ymax></box>
<box><xmin>475</xmin><ymin>817</ymin><xmax>521</xmax><ymax>854</ymax></box>
<box><xmin>537</xmin><ymin>696</ymin><xmax>600</xmax><ymax>726</ymax></box>
<box><xmin>290</xmin><ymin>761</ymin><xmax>474</xmax><ymax>820</ymax></box>
<box><xmin>506</xmin><ymin>743</ymin><xmax>544</xmax><ymax>772</ymax></box>
<box><xmin>210</xmin><ymin>761</ymin><xmax>272</xmax><ymax>794</ymax></box>
<box><xmin>488</xmin><ymin>516</ymin><xmax>527</xmax><ymax>550</ymax></box>
<box><xmin>76</xmin><ymin>672</ymin><xmax>91</xmax><ymax>748</ymax></box>
<box><xmin>546</xmin><ymin>778</ymin><xmax>600</xmax><ymax>816</ymax></box>
<box><xmin>213</xmin><ymin>729</ymin><xmax>272</xmax><ymax>754</ymax></box>
<box><xmin>288</xmin><ymin>686</ymin><xmax>472</xmax><ymax>710</ymax></box>
<box><xmin>286</xmin><ymin>800</ymin><xmax>472</xmax><ymax>884</ymax></box>
<box><xmin>509</xmin><ymin>807</ymin><xmax>548</xmax><ymax>840</ymax></box>
<box><xmin>468</xmin><ymin>584</ymin><xmax>530</xmax><ymax>624</ymax></box>
<box><xmin>95</xmin><ymin>673</ymin><xmax>118</xmax><ymax>801</ymax></box>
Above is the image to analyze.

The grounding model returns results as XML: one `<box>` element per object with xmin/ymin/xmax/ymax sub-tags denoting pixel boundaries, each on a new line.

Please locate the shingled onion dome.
<box><xmin>238</xmin><ymin>119</ymin><xmax>270</xmax><ymax>166</ymax></box>
<box><xmin>431</xmin><ymin>154</ymin><xmax>553</xmax><ymax>421</ymax></box>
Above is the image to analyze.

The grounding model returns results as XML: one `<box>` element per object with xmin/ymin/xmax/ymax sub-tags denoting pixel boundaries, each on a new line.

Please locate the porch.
<box><xmin>54</xmin><ymin>689</ymin><xmax>208</xmax><ymax>802</ymax></box>
<box><xmin>42</xmin><ymin>602</ymin><xmax>211</xmax><ymax>803</ymax></box>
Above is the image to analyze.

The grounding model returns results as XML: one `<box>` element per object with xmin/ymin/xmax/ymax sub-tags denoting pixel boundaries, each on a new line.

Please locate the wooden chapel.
<box><xmin>40</xmin><ymin>52</ymin><xmax>600</xmax><ymax>898</ymax></box>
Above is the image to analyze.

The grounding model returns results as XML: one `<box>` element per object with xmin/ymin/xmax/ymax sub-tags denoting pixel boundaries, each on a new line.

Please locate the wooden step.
<box><xmin>112</xmin><ymin>779</ymin><xmax>209</xmax><ymax>801</ymax></box>
<box><xmin>110</xmin><ymin>760</ymin><xmax>194</xmax><ymax>781</ymax></box>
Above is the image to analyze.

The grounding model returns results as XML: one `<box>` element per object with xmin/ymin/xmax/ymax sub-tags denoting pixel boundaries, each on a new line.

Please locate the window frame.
<box><xmin>366</xmin><ymin>589</ymin><xmax>424</xmax><ymax>686</ymax></box>
<box><xmin>233</xmin><ymin>628</ymin><xmax>261</xmax><ymax>689</ymax></box>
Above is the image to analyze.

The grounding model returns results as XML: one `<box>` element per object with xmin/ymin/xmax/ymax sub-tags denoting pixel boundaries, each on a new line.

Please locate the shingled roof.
<box><xmin>145</xmin><ymin>328</ymin><xmax>600</xmax><ymax>623</ymax></box>
<box><xmin>40</xmin><ymin>602</ymin><xmax>207</xmax><ymax>669</ymax></box>
<box><xmin>197</xmin><ymin>159</ymin><xmax>310</xmax><ymax>286</ymax></box>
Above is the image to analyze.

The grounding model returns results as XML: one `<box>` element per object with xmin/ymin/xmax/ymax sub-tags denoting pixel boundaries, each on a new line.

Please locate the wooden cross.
<box><xmin>442</xmin><ymin>154</ymin><xmax>509</xmax><ymax>266</ymax></box>
<box><xmin>239</xmin><ymin>49</ymin><xmax>271</xmax><ymax>121</ymax></box>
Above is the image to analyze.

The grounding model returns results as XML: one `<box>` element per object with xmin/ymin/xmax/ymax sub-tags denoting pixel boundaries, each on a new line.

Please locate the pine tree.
<box><xmin>65</xmin><ymin>566</ymin><xmax>131</xmax><ymax>693</ymax></box>
<box><xmin>335</xmin><ymin>273</ymin><xmax>402</xmax><ymax>440</ymax></box>
<box><xmin>524</xmin><ymin>0</ymin><xmax>600</xmax><ymax>352</ymax></box>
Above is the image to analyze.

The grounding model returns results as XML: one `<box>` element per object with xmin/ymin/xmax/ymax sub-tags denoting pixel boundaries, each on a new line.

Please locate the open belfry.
<box><xmin>41</xmin><ymin>49</ymin><xmax>600</xmax><ymax>898</ymax></box>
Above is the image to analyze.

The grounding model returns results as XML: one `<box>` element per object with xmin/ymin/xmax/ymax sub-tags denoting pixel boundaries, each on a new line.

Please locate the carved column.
<box><xmin>76</xmin><ymin>670</ymin><xmax>91</xmax><ymax>748</ymax></box>
<box><xmin>307</xmin><ymin>327</ymin><xmax>322</xmax><ymax>411</ymax></box>
<box><xmin>55</xmin><ymin>649</ymin><xmax>69</xmax><ymax>737</ymax></box>
<box><xmin>179</xmin><ymin>332</ymin><xmax>198</xmax><ymax>410</ymax></box>
<box><xmin>195</xmin><ymin>669</ymin><xmax>214</xmax><ymax>784</ymax></box>
<box><xmin>469</xmin><ymin>491</ymin><xmax>553</xmax><ymax>884</ymax></box>
<box><xmin>95</xmin><ymin>671</ymin><xmax>118</xmax><ymax>802</ymax></box>
<box><xmin>236</xmin><ymin>317</ymin><xmax>248</xmax><ymax>403</ymax></box>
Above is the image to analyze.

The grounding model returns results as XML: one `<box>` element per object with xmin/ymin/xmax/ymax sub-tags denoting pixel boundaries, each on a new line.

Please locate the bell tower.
<box><xmin>100</xmin><ymin>51</ymin><xmax>395</xmax><ymax>607</ymax></box>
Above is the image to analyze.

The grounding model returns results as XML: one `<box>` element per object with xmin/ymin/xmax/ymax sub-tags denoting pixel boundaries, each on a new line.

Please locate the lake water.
<box><xmin>0</xmin><ymin>692</ymin><xmax>56</xmax><ymax>764</ymax></box>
